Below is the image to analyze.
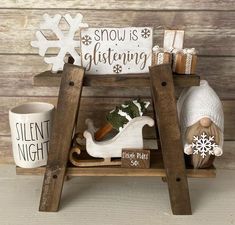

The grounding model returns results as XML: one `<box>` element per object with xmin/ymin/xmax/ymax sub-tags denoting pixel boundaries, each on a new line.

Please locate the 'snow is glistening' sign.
<box><xmin>81</xmin><ymin>27</ymin><xmax>153</xmax><ymax>74</ymax></box>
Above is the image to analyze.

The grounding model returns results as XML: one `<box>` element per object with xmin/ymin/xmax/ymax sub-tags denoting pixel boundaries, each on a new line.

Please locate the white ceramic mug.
<box><xmin>9</xmin><ymin>102</ymin><xmax>54</xmax><ymax>168</ymax></box>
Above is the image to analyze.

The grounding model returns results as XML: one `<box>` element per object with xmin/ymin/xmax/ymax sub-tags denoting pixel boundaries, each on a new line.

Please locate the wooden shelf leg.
<box><xmin>149</xmin><ymin>64</ymin><xmax>192</xmax><ymax>215</ymax></box>
<box><xmin>39</xmin><ymin>64</ymin><xmax>85</xmax><ymax>212</ymax></box>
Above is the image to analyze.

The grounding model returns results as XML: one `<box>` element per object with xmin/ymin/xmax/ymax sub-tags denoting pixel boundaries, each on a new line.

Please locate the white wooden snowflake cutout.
<box><xmin>31</xmin><ymin>13</ymin><xmax>88</xmax><ymax>72</ymax></box>
<box><xmin>191</xmin><ymin>132</ymin><xmax>218</xmax><ymax>158</ymax></box>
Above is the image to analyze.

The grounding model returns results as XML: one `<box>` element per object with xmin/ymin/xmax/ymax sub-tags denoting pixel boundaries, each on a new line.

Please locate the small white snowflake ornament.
<box><xmin>191</xmin><ymin>132</ymin><xmax>218</xmax><ymax>158</ymax></box>
<box><xmin>31</xmin><ymin>13</ymin><xmax>88</xmax><ymax>73</ymax></box>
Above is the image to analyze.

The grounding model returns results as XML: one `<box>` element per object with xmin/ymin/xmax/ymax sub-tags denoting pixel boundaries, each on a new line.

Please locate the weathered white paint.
<box><xmin>31</xmin><ymin>13</ymin><xmax>88</xmax><ymax>72</ymax></box>
<box><xmin>83</xmin><ymin>116</ymin><xmax>154</xmax><ymax>158</ymax></box>
<box><xmin>81</xmin><ymin>27</ymin><xmax>153</xmax><ymax>74</ymax></box>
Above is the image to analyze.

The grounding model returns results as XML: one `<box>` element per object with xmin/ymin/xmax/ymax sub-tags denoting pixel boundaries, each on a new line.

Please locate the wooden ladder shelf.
<box><xmin>16</xmin><ymin>64</ymin><xmax>216</xmax><ymax>215</ymax></box>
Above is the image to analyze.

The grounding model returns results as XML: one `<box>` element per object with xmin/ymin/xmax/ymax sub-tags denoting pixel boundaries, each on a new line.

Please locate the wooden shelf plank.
<box><xmin>16</xmin><ymin>166</ymin><xmax>216</xmax><ymax>178</ymax></box>
<box><xmin>16</xmin><ymin>150</ymin><xmax>215</xmax><ymax>178</ymax></box>
<box><xmin>33</xmin><ymin>71</ymin><xmax>200</xmax><ymax>88</ymax></box>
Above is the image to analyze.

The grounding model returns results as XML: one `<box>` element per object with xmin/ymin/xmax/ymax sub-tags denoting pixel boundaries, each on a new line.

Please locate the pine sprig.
<box><xmin>106</xmin><ymin>99</ymin><xmax>150</xmax><ymax>131</ymax></box>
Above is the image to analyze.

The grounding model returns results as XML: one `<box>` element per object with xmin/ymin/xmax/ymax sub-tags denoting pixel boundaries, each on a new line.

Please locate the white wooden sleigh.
<box><xmin>70</xmin><ymin>116</ymin><xmax>154</xmax><ymax>166</ymax></box>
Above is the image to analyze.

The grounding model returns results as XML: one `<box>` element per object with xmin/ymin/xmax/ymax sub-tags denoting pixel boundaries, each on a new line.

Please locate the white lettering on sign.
<box><xmin>81</xmin><ymin>27</ymin><xmax>153</xmax><ymax>74</ymax></box>
<box><xmin>121</xmin><ymin>149</ymin><xmax>150</xmax><ymax>168</ymax></box>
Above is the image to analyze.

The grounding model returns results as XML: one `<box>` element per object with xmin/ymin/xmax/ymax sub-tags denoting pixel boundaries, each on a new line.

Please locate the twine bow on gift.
<box><xmin>172</xmin><ymin>47</ymin><xmax>196</xmax><ymax>55</ymax></box>
<box><xmin>152</xmin><ymin>45</ymin><xmax>162</xmax><ymax>53</ymax></box>
<box><xmin>182</xmin><ymin>48</ymin><xmax>197</xmax><ymax>55</ymax></box>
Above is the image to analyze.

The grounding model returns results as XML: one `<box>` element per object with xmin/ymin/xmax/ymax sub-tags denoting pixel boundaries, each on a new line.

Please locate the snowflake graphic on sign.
<box><xmin>113</xmin><ymin>64</ymin><xmax>122</xmax><ymax>73</ymax></box>
<box><xmin>141</xmin><ymin>28</ymin><xmax>151</xmax><ymax>38</ymax></box>
<box><xmin>82</xmin><ymin>35</ymin><xmax>92</xmax><ymax>45</ymax></box>
<box><xmin>191</xmin><ymin>132</ymin><xmax>218</xmax><ymax>158</ymax></box>
<box><xmin>31</xmin><ymin>13</ymin><xmax>88</xmax><ymax>72</ymax></box>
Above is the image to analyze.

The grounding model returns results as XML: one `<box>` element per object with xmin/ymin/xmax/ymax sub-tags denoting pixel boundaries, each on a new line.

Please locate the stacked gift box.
<box><xmin>152</xmin><ymin>30</ymin><xmax>198</xmax><ymax>75</ymax></box>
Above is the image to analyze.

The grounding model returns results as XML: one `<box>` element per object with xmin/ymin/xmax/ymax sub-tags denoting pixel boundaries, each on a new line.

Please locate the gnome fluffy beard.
<box><xmin>185</xmin><ymin>118</ymin><xmax>223</xmax><ymax>169</ymax></box>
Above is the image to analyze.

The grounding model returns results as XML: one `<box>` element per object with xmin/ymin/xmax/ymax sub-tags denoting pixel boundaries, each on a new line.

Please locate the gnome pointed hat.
<box><xmin>177</xmin><ymin>80</ymin><xmax>224</xmax><ymax>153</ymax></box>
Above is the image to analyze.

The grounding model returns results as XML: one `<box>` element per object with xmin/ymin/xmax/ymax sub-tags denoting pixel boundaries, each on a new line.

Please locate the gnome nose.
<box><xmin>199</xmin><ymin>118</ymin><xmax>212</xmax><ymax>128</ymax></box>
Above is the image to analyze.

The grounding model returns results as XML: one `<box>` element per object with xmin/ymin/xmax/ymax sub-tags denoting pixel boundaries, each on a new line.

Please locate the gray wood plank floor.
<box><xmin>0</xmin><ymin>164</ymin><xmax>234</xmax><ymax>225</ymax></box>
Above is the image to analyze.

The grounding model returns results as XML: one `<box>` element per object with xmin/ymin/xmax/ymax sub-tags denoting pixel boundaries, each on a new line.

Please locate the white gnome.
<box><xmin>177</xmin><ymin>80</ymin><xmax>224</xmax><ymax>168</ymax></box>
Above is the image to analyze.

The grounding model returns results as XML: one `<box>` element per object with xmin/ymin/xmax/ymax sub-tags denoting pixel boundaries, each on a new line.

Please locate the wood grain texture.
<box><xmin>149</xmin><ymin>64</ymin><xmax>191</xmax><ymax>215</ymax></box>
<box><xmin>214</xmin><ymin>141</ymin><xmax>235</xmax><ymax>170</ymax></box>
<box><xmin>0</xmin><ymin>55</ymin><xmax>234</xmax><ymax>98</ymax></box>
<box><xmin>0</xmin><ymin>0</ymin><xmax>234</xmax><ymax>175</ymax></box>
<box><xmin>0</xmin><ymin>10</ymin><xmax>234</xmax><ymax>55</ymax></box>
<box><xmin>1</xmin><ymin>97</ymin><xmax>234</xmax><ymax>140</ymax></box>
<box><xmin>33</xmin><ymin>72</ymin><xmax>200</xmax><ymax>87</ymax></box>
<box><xmin>16</xmin><ymin>166</ymin><xmax>216</xmax><ymax>178</ymax></box>
<box><xmin>1</xmin><ymin>55</ymin><xmax>234</xmax><ymax>79</ymax></box>
<box><xmin>16</xmin><ymin>150</ymin><xmax>215</xmax><ymax>178</ymax></box>
<box><xmin>0</xmin><ymin>76</ymin><xmax>235</xmax><ymax>99</ymax></box>
<box><xmin>2</xmin><ymin>0</ymin><xmax>235</xmax><ymax>10</ymax></box>
<box><xmin>0</xmin><ymin>136</ymin><xmax>13</xmax><ymax>163</ymax></box>
<box><xmin>39</xmin><ymin>64</ymin><xmax>84</xmax><ymax>212</ymax></box>
<box><xmin>2</xmin><ymin>135</ymin><xmax>235</xmax><ymax>170</ymax></box>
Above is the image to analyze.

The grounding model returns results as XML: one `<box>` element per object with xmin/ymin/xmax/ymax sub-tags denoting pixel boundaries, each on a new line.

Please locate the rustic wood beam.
<box><xmin>149</xmin><ymin>64</ymin><xmax>192</xmax><ymax>215</ymax></box>
<box><xmin>39</xmin><ymin>64</ymin><xmax>85</xmax><ymax>212</ymax></box>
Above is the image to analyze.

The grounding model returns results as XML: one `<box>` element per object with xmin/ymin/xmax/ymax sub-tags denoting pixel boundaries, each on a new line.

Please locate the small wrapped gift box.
<box><xmin>152</xmin><ymin>46</ymin><xmax>172</xmax><ymax>66</ymax></box>
<box><xmin>172</xmin><ymin>48</ymin><xmax>197</xmax><ymax>74</ymax></box>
